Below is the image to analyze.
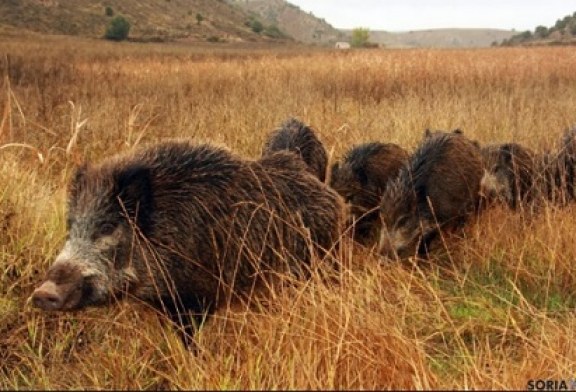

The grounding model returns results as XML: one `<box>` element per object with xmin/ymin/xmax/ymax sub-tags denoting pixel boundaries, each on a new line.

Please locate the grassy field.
<box><xmin>1</xmin><ymin>34</ymin><xmax>576</xmax><ymax>389</ymax></box>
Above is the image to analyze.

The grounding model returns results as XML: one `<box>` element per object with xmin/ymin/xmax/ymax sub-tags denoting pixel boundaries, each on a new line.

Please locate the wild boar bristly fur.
<box><xmin>480</xmin><ymin>142</ymin><xmax>537</xmax><ymax>209</ymax></box>
<box><xmin>330</xmin><ymin>142</ymin><xmax>409</xmax><ymax>245</ymax></box>
<box><xmin>262</xmin><ymin>117</ymin><xmax>328</xmax><ymax>182</ymax></box>
<box><xmin>378</xmin><ymin>130</ymin><xmax>483</xmax><ymax>260</ymax></box>
<box><xmin>32</xmin><ymin>141</ymin><xmax>344</xmax><ymax>346</ymax></box>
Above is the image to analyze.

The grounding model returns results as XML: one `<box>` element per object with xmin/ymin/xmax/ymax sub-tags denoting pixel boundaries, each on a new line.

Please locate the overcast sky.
<box><xmin>286</xmin><ymin>1</ymin><xmax>576</xmax><ymax>32</ymax></box>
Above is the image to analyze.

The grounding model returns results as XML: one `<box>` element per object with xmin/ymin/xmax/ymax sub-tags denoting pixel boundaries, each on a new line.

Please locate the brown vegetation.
<box><xmin>1</xmin><ymin>35</ymin><xmax>576</xmax><ymax>389</ymax></box>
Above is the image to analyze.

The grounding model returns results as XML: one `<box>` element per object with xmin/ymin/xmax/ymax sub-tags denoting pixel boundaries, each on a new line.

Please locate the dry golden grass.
<box><xmin>2</xmin><ymin>36</ymin><xmax>576</xmax><ymax>389</ymax></box>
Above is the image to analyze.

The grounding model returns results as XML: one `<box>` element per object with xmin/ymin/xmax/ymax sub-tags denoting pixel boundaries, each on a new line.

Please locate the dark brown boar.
<box><xmin>561</xmin><ymin>127</ymin><xmax>576</xmax><ymax>198</ymax></box>
<box><xmin>378</xmin><ymin>129</ymin><xmax>483</xmax><ymax>260</ymax></box>
<box><xmin>262</xmin><ymin>117</ymin><xmax>328</xmax><ymax>182</ymax></box>
<box><xmin>533</xmin><ymin>150</ymin><xmax>564</xmax><ymax>205</ymax></box>
<box><xmin>31</xmin><ymin>141</ymin><xmax>344</xmax><ymax>346</ymax></box>
<box><xmin>480</xmin><ymin>142</ymin><xmax>537</xmax><ymax>209</ymax></box>
<box><xmin>330</xmin><ymin>142</ymin><xmax>409</xmax><ymax>245</ymax></box>
<box><xmin>551</xmin><ymin>127</ymin><xmax>576</xmax><ymax>203</ymax></box>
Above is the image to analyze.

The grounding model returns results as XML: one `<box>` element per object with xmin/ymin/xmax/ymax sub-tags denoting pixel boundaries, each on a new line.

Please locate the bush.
<box><xmin>263</xmin><ymin>25</ymin><xmax>286</xmax><ymax>39</ymax></box>
<box><xmin>245</xmin><ymin>18</ymin><xmax>263</xmax><ymax>34</ymax></box>
<box><xmin>104</xmin><ymin>6</ymin><xmax>114</xmax><ymax>17</ymax></box>
<box><xmin>351</xmin><ymin>27</ymin><xmax>373</xmax><ymax>48</ymax></box>
<box><xmin>519</xmin><ymin>30</ymin><xmax>533</xmax><ymax>40</ymax></box>
<box><xmin>535</xmin><ymin>25</ymin><xmax>549</xmax><ymax>39</ymax></box>
<box><xmin>104</xmin><ymin>15</ymin><xmax>131</xmax><ymax>41</ymax></box>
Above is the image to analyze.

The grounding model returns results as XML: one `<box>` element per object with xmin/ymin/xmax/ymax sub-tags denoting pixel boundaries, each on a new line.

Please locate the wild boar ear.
<box><xmin>453</xmin><ymin>128</ymin><xmax>463</xmax><ymax>135</ymax></box>
<box><xmin>356</xmin><ymin>167</ymin><xmax>369</xmax><ymax>186</ymax></box>
<box><xmin>413</xmin><ymin>180</ymin><xmax>427</xmax><ymax>203</ymax></box>
<box><xmin>116</xmin><ymin>165</ymin><xmax>153</xmax><ymax>230</ymax></box>
<box><xmin>424</xmin><ymin>129</ymin><xmax>432</xmax><ymax>138</ymax></box>
<box><xmin>500</xmin><ymin>144</ymin><xmax>513</xmax><ymax>164</ymax></box>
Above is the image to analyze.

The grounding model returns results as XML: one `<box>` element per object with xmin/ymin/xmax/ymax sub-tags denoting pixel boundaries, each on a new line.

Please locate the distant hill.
<box><xmin>0</xmin><ymin>0</ymin><xmax>291</xmax><ymax>43</ymax></box>
<box><xmin>342</xmin><ymin>28</ymin><xmax>516</xmax><ymax>48</ymax></box>
<box><xmin>0</xmin><ymin>0</ymin><xmax>525</xmax><ymax>48</ymax></box>
<box><xmin>226</xmin><ymin>0</ymin><xmax>344</xmax><ymax>44</ymax></box>
<box><xmin>501</xmin><ymin>11</ymin><xmax>576</xmax><ymax>46</ymax></box>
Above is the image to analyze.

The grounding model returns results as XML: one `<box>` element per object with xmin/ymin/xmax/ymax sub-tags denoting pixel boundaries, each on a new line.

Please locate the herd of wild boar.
<box><xmin>30</xmin><ymin>117</ymin><xmax>576</xmax><ymax>346</ymax></box>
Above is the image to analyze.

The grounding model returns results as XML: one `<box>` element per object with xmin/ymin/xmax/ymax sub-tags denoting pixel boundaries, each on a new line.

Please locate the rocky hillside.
<box><xmin>501</xmin><ymin>11</ymin><xmax>576</xmax><ymax>46</ymax></box>
<box><xmin>0</xmin><ymin>0</ymin><xmax>290</xmax><ymax>43</ymax></box>
<box><xmin>227</xmin><ymin>0</ymin><xmax>344</xmax><ymax>44</ymax></box>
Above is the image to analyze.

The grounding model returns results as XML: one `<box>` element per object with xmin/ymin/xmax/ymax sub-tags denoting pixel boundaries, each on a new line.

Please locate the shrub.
<box><xmin>104</xmin><ymin>15</ymin><xmax>131</xmax><ymax>41</ymax></box>
<box><xmin>263</xmin><ymin>25</ymin><xmax>286</xmax><ymax>39</ymax></box>
<box><xmin>535</xmin><ymin>25</ymin><xmax>549</xmax><ymax>38</ymax></box>
<box><xmin>350</xmin><ymin>27</ymin><xmax>370</xmax><ymax>48</ymax></box>
<box><xmin>245</xmin><ymin>18</ymin><xmax>263</xmax><ymax>34</ymax></box>
<box><xmin>570</xmin><ymin>22</ymin><xmax>576</xmax><ymax>36</ymax></box>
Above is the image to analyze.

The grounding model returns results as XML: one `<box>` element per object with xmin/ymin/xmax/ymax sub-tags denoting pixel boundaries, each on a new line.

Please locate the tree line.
<box><xmin>498</xmin><ymin>11</ymin><xmax>576</xmax><ymax>46</ymax></box>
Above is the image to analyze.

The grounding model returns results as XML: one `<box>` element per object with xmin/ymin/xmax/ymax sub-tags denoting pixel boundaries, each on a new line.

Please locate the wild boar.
<box><xmin>330</xmin><ymin>142</ymin><xmax>409</xmax><ymax>245</ymax></box>
<box><xmin>262</xmin><ymin>117</ymin><xmax>328</xmax><ymax>182</ymax></box>
<box><xmin>31</xmin><ymin>141</ymin><xmax>344</xmax><ymax>346</ymax></box>
<box><xmin>480</xmin><ymin>142</ymin><xmax>537</xmax><ymax>209</ymax></box>
<box><xmin>378</xmin><ymin>129</ymin><xmax>483</xmax><ymax>259</ymax></box>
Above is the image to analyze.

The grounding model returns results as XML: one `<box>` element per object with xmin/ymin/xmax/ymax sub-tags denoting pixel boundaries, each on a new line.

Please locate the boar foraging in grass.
<box><xmin>262</xmin><ymin>117</ymin><xmax>328</xmax><ymax>182</ymax></box>
<box><xmin>31</xmin><ymin>141</ymin><xmax>344</xmax><ymax>346</ymax></box>
<box><xmin>330</xmin><ymin>142</ymin><xmax>409</xmax><ymax>245</ymax></box>
<box><xmin>559</xmin><ymin>127</ymin><xmax>576</xmax><ymax>199</ymax></box>
<box><xmin>548</xmin><ymin>127</ymin><xmax>576</xmax><ymax>204</ymax></box>
<box><xmin>480</xmin><ymin>142</ymin><xmax>537</xmax><ymax>209</ymax></box>
<box><xmin>378</xmin><ymin>129</ymin><xmax>483</xmax><ymax>260</ymax></box>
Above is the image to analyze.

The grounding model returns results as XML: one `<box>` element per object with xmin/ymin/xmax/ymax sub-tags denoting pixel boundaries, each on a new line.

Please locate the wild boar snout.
<box><xmin>31</xmin><ymin>261</ymin><xmax>87</xmax><ymax>311</ymax></box>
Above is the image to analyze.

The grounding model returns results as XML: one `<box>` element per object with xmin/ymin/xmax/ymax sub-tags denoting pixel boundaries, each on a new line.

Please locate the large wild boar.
<box><xmin>480</xmin><ymin>142</ymin><xmax>537</xmax><ymax>209</ymax></box>
<box><xmin>378</xmin><ymin>129</ymin><xmax>483</xmax><ymax>260</ymax></box>
<box><xmin>560</xmin><ymin>127</ymin><xmax>576</xmax><ymax>199</ymax></box>
<box><xmin>533</xmin><ymin>150</ymin><xmax>564</xmax><ymax>205</ymax></box>
<box><xmin>330</xmin><ymin>142</ymin><xmax>409</xmax><ymax>245</ymax></box>
<box><xmin>262</xmin><ymin>117</ymin><xmax>328</xmax><ymax>182</ymax></box>
<box><xmin>31</xmin><ymin>141</ymin><xmax>344</xmax><ymax>345</ymax></box>
<box><xmin>550</xmin><ymin>127</ymin><xmax>576</xmax><ymax>204</ymax></box>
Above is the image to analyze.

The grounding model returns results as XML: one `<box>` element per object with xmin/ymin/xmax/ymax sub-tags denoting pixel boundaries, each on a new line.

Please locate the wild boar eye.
<box><xmin>97</xmin><ymin>223</ymin><xmax>117</xmax><ymax>237</ymax></box>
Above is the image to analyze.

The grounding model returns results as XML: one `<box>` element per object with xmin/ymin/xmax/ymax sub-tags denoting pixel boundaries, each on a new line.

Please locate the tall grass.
<box><xmin>1</xmin><ymin>36</ymin><xmax>576</xmax><ymax>389</ymax></box>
